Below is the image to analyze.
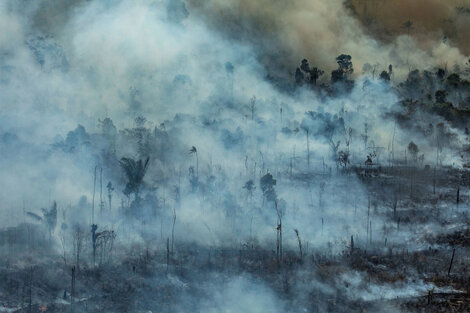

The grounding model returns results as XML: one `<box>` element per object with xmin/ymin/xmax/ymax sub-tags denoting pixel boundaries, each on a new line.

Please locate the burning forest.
<box><xmin>1</xmin><ymin>0</ymin><xmax>470</xmax><ymax>312</ymax></box>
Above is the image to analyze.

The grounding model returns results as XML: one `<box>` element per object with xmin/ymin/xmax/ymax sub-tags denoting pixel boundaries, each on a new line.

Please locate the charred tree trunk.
<box><xmin>294</xmin><ymin>229</ymin><xmax>302</xmax><ymax>260</ymax></box>
<box><xmin>166</xmin><ymin>237</ymin><xmax>170</xmax><ymax>270</ymax></box>
<box><xmin>279</xmin><ymin>220</ymin><xmax>282</xmax><ymax>263</ymax></box>
<box><xmin>172</xmin><ymin>208</ymin><xmax>176</xmax><ymax>255</ymax></box>
<box><xmin>448</xmin><ymin>248</ymin><xmax>455</xmax><ymax>277</ymax></box>
<box><xmin>393</xmin><ymin>193</ymin><xmax>397</xmax><ymax>217</ymax></box>
<box><xmin>71</xmin><ymin>266</ymin><xmax>75</xmax><ymax>313</ymax></box>
<box><xmin>350</xmin><ymin>235</ymin><xmax>354</xmax><ymax>254</ymax></box>
<box><xmin>28</xmin><ymin>267</ymin><xmax>33</xmax><ymax>313</ymax></box>
<box><xmin>91</xmin><ymin>224</ymin><xmax>98</xmax><ymax>268</ymax></box>
<box><xmin>92</xmin><ymin>166</ymin><xmax>97</xmax><ymax>225</ymax></box>
<box><xmin>306</xmin><ymin>129</ymin><xmax>310</xmax><ymax>170</ymax></box>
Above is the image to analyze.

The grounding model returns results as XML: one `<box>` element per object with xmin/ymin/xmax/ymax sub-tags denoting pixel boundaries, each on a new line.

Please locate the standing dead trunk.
<box><xmin>393</xmin><ymin>193</ymin><xmax>397</xmax><ymax>217</ymax></box>
<box><xmin>92</xmin><ymin>166</ymin><xmax>97</xmax><ymax>225</ymax></box>
<box><xmin>294</xmin><ymin>229</ymin><xmax>302</xmax><ymax>259</ymax></box>
<box><xmin>166</xmin><ymin>237</ymin><xmax>170</xmax><ymax>270</ymax></box>
<box><xmin>350</xmin><ymin>235</ymin><xmax>354</xmax><ymax>254</ymax></box>
<box><xmin>306</xmin><ymin>129</ymin><xmax>310</xmax><ymax>170</ymax></box>
<box><xmin>276</xmin><ymin>226</ymin><xmax>279</xmax><ymax>261</ymax></box>
<box><xmin>279</xmin><ymin>220</ymin><xmax>282</xmax><ymax>262</ymax></box>
<box><xmin>73</xmin><ymin>226</ymin><xmax>83</xmax><ymax>272</ymax></box>
<box><xmin>71</xmin><ymin>266</ymin><xmax>75</xmax><ymax>313</ymax></box>
<box><xmin>428</xmin><ymin>289</ymin><xmax>433</xmax><ymax>305</ymax></box>
<box><xmin>409</xmin><ymin>167</ymin><xmax>413</xmax><ymax>199</ymax></box>
<box><xmin>367</xmin><ymin>196</ymin><xmax>370</xmax><ymax>243</ymax></box>
<box><xmin>448</xmin><ymin>248</ymin><xmax>456</xmax><ymax>277</ymax></box>
<box><xmin>99</xmin><ymin>168</ymin><xmax>104</xmax><ymax>214</ymax></box>
<box><xmin>91</xmin><ymin>224</ymin><xmax>97</xmax><ymax>268</ymax></box>
<box><xmin>275</xmin><ymin>201</ymin><xmax>283</xmax><ymax>264</ymax></box>
<box><xmin>171</xmin><ymin>208</ymin><xmax>176</xmax><ymax>255</ymax></box>
<box><xmin>28</xmin><ymin>267</ymin><xmax>33</xmax><ymax>313</ymax></box>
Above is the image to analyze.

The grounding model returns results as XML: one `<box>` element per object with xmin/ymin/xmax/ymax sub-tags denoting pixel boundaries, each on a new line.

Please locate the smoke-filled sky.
<box><xmin>188</xmin><ymin>0</ymin><xmax>470</xmax><ymax>77</ymax></box>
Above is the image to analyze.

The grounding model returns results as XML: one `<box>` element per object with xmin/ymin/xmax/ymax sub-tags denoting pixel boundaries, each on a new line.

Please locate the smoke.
<box><xmin>187</xmin><ymin>0</ymin><xmax>469</xmax><ymax>79</ymax></box>
<box><xmin>0</xmin><ymin>0</ymin><xmax>464</xmax><ymax>238</ymax></box>
<box><xmin>1</xmin><ymin>1</ymin><xmax>469</xmax><ymax>312</ymax></box>
<box><xmin>350</xmin><ymin>0</ymin><xmax>470</xmax><ymax>55</ymax></box>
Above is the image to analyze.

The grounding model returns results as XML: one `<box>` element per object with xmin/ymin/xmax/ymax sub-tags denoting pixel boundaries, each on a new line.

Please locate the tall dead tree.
<box><xmin>306</xmin><ymin>129</ymin><xmax>310</xmax><ymax>170</ymax></box>
<box><xmin>275</xmin><ymin>200</ymin><xmax>283</xmax><ymax>263</ymax></box>
<box><xmin>249</xmin><ymin>96</ymin><xmax>256</xmax><ymax>120</ymax></box>
<box><xmin>367</xmin><ymin>196</ymin><xmax>370</xmax><ymax>244</ymax></box>
<box><xmin>166</xmin><ymin>237</ymin><xmax>170</xmax><ymax>271</ymax></box>
<box><xmin>171</xmin><ymin>207</ymin><xmax>176</xmax><ymax>255</ymax></box>
<box><xmin>107</xmin><ymin>181</ymin><xmax>114</xmax><ymax>211</ymax></box>
<box><xmin>70</xmin><ymin>266</ymin><xmax>75</xmax><ymax>313</ymax></box>
<box><xmin>28</xmin><ymin>267</ymin><xmax>33</xmax><ymax>313</ymax></box>
<box><xmin>294</xmin><ymin>229</ymin><xmax>303</xmax><ymax>259</ymax></box>
<box><xmin>92</xmin><ymin>166</ymin><xmax>97</xmax><ymax>224</ymax></box>
<box><xmin>448</xmin><ymin>248</ymin><xmax>456</xmax><ymax>277</ymax></box>
<box><xmin>73</xmin><ymin>225</ymin><xmax>84</xmax><ymax>271</ymax></box>
<box><xmin>99</xmin><ymin>168</ymin><xmax>104</xmax><ymax>213</ymax></box>
<box><xmin>350</xmin><ymin>235</ymin><xmax>354</xmax><ymax>254</ymax></box>
<box><xmin>91</xmin><ymin>224</ymin><xmax>98</xmax><ymax>267</ymax></box>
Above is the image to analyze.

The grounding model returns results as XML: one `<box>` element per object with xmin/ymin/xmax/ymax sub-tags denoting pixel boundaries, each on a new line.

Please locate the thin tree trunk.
<box><xmin>367</xmin><ymin>196</ymin><xmax>370</xmax><ymax>244</ymax></box>
<box><xmin>448</xmin><ymin>248</ymin><xmax>455</xmax><ymax>277</ymax></box>
<box><xmin>295</xmin><ymin>229</ymin><xmax>302</xmax><ymax>259</ymax></box>
<box><xmin>306</xmin><ymin>130</ymin><xmax>310</xmax><ymax>170</ymax></box>
<box><xmin>279</xmin><ymin>219</ymin><xmax>282</xmax><ymax>262</ymax></box>
<box><xmin>171</xmin><ymin>208</ymin><xmax>176</xmax><ymax>254</ymax></box>
<box><xmin>71</xmin><ymin>266</ymin><xmax>75</xmax><ymax>313</ymax></box>
<box><xmin>350</xmin><ymin>235</ymin><xmax>354</xmax><ymax>254</ymax></box>
<box><xmin>166</xmin><ymin>237</ymin><xmax>170</xmax><ymax>270</ymax></box>
<box><xmin>28</xmin><ymin>267</ymin><xmax>33</xmax><ymax>313</ymax></box>
<box><xmin>100</xmin><ymin>168</ymin><xmax>103</xmax><ymax>214</ymax></box>
<box><xmin>92</xmin><ymin>166</ymin><xmax>97</xmax><ymax>225</ymax></box>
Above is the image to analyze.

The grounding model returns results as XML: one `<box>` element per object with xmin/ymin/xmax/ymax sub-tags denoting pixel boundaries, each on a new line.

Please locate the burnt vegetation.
<box><xmin>1</xmin><ymin>52</ymin><xmax>469</xmax><ymax>312</ymax></box>
<box><xmin>2</xmin><ymin>2</ymin><xmax>470</xmax><ymax>313</ymax></box>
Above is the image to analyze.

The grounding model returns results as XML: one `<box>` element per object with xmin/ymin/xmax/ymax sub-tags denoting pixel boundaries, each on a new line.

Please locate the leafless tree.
<box><xmin>249</xmin><ymin>96</ymin><xmax>256</xmax><ymax>120</ymax></box>
<box><xmin>294</xmin><ymin>229</ymin><xmax>303</xmax><ymax>259</ymax></box>
<box><xmin>171</xmin><ymin>207</ymin><xmax>176</xmax><ymax>255</ymax></box>
<box><xmin>72</xmin><ymin>225</ymin><xmax>84</xmax><ymax>271</ymax></box>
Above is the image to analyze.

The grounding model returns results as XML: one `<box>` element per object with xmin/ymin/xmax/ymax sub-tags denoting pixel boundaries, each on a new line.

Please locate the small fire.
<box><xmin>40</xmin><ymin>306</ymin><xmax>47</xmax><ymax>312</ymax></box>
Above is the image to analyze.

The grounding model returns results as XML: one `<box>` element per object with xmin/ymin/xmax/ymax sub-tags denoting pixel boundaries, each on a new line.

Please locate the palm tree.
<box><xmin>189</xmin><ymin>146</ymin><xmax>198</xmax><ymax>178</ymax></box>
<box><xmin>401</xmin><ymin>20</ymin><xmax>414</xmax><ymax>36</ymax></box>
<box><xmin>27</xmin><ymin>201</ymin><xmax>57</xmax><ymax>240</ymax></box>
<box><xmin>119</xmin><ymin>157</ymin><xmax>150</xmax><ymax>201</ymax></box>
<box><xmin>243</xmin><ymin>180</ymin><xmax>255</xmax><ymax>201</ymax></box>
